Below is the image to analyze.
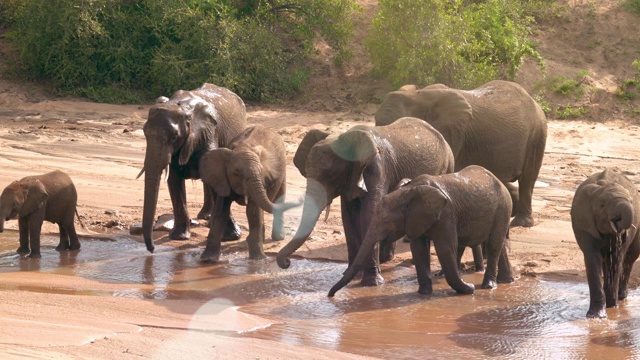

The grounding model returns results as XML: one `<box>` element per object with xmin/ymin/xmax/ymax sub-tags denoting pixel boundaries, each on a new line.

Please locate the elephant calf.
<box><xmin>571</xmin><ymin>168</ymin><xmax>640</xmax><ymax>319</ymax></box>
<box><xmin>0</xmin><ymin>170</ymin><xmax>81</xmax><ymax>258</ymax></box>
<box><xmin>199</xmin><ymin>125</ymin><xmax>298</xmax><ymax>262</ymax></box>
<box><xmin>329</xmin><ymin>165</ymin><xmax>514</xmax><ymax>297</ymax></box>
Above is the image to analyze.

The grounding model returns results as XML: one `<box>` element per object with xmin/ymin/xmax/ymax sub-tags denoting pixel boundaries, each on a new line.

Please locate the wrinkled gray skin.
<box><xmin>277</xmin><ymin>117</ymin><xmax>455</xmax><ymax>286</ymax></box>
<box><xmin>140</xmin><ymin>83</ymin><xmax>246</xmax><ymax>253</ymax></box>
<box><xmin>375</xmin><ymin>80</ymin><xmax>547</xmax><ymax>228</ymax></box>
<box><xmin>199</xmin><ymin>125</ymin><xmax>299</xmax><ymax>262</ymax></box>
<box><xmin>0</xmin><ymin>170</ymin><xmax>80</xmax><ymax>258</ymax></box>
<box><xmin>329</xmin><ymin>165</ymin><xmax>514</xmax><ymax>297</ymax></box>
<box><xmin>570</xmin><ymin>168</ymin><xmax>640</xmax><ymax>319</ymax></box>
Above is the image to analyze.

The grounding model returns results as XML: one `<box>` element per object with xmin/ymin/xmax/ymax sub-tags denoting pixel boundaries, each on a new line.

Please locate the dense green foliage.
<box><xmin>3</xmin><ymin>0</ymin><xmax>357</xmax><ymax>103</ymax></box>
<box><xmin>368</xmin><ymin>0</ymin><xmax>545</xmax><ymax>89</ymax></box>
<box><xmin>625</xmin><ymin>0</ymin><xmax>640</xmax><ymax>15</ymax></box>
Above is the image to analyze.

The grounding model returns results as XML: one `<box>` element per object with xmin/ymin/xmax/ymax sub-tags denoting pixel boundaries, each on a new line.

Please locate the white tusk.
<box><xmin>136</xmin><ymin>167</ymin><xmax>145</xmax><ymax>180</ymax></box>
<box><xmin>610</xmin><ymin>220</ymin><xmax>618</xmax><ymax>234</ymax></box>
<box><xmin>163</xmin><ymin>165</ymin><xmax>169</xmax><ymax>182</ymax></box>
<box><xmin>245</xmin><ymin>196</ymin><xmax>249</xmax><ymax>205</ymax></box>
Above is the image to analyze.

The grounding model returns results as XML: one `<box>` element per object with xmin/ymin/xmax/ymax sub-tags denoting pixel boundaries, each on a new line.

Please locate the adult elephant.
<box><xmin>276</xmin><ymin>117</ymin><xmax>454</xmax><ymax>286</ymax></box>
<box><xmin>138</xmin><ymin>83</ymin><xmax>246</xmax><ymax>253</ymax></box>
<box><xmin>375</xmin><ymin>80</ymin><xmax>547</xmax><ymax>227</ymax></box>
<box><xmin>571</xmin><ymin>168</ymin><xmax>640</xmax><ymax>318</ymax></box>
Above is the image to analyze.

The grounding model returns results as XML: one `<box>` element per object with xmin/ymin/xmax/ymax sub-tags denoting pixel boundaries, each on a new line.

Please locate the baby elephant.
<box><xmin>199</xmin><ymin>125</ymin><xmax>298</xmax><ymax>262</ymax></box>
<box><xmin>571</xmin><ymin>168</ymin><xmax>640</xmax><ymax>319</ymax></box>
<box><xmin>329</xmin><ymin>165</ymin><xmax>514</xmax><ymax>297</ymax></box>
<box><xmin>0</xmin><ymin>170</ymin><xmax>81</xmax><ymax>258</ymax></box>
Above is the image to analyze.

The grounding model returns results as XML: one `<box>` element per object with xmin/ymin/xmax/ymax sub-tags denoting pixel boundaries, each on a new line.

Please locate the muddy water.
<box><xmin>1</xmin><ymin>232</ymin><xmax>639</xmax><ymax>359</ymax></box>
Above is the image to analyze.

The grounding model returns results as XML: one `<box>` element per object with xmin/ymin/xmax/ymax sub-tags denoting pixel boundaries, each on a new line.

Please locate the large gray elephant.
<box><xmin>276</xmin><ymin>117</ymin><xmax>455</xmax><ymax>286</ymax></box>
<box><xmin>199</xmin><ymin>125</ymin><xmax>299</xmax><ymax>262</ymax></box>
<box><xmin>570</xmin><ymin>168</ymin><xmax>640</xmax><ymax>319</ymax></box>
<box><xmin>328</xmin><ymin>165</ymin><xmax>514</xmax><ymax>297</ymax></box>
<box><xmin>138</xmin><ymin>83</ymin><xmax>246</xmax><ymax>253</ymax></box>
<box><xmin>0</xmin><ymin>170</ymin><xmax>80</xmax><ymax>258</ymax></box>
<box><xmin>375</xmin><ymin>80</ymin><xmax>547</xmax><ymax>227</ymax></box>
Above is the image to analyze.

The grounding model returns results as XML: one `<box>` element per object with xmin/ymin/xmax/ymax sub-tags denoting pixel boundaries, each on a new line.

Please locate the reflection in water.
<box><xmin>1</xmin><ymin>231</ymin><xmax>640</xmax><ymax>359</ymax></box>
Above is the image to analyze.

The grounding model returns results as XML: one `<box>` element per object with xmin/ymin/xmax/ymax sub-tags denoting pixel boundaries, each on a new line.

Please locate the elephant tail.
<box><xmin>75</xmin><ymin>209</ymin><xmax>88</xmax><ymax>230</ymax></box>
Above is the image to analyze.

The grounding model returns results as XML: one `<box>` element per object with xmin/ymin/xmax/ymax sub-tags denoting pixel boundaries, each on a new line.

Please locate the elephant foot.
<box><xmin>200</xmin><ymin>249</ymin><xmax>220</xmax><ymax>263</ymax></box>
<box><xmin>481</xmin><ymin>279</ymin><xmax>497</xmax><ymax>290</ymax></box>
<box><xmin>360</xmin><ymin>268</ymin><xmax>384</xmax><ymax>287</ymax></box>
<box><xmin>510</xmin><ymin>215</ymin><xmax>534</xmax><ymax>227</ymax></box>
<box><xmin>169</xmin><ymin>227</ymin><xmax>191</xmax><ymax>240</ymax></box>
<box><xmin>196</xmin><ymin>209</ymin><xmax>211</xmax><ymax>221</ymax></box>
<box><xmin>271</xmin><ymin>231</ymin><xmax>285</xmax><ymax>241</ymax></box>
<box><xmin>497</xmin><ymin>275</ymin><xmax>515</xmax><ymax>284</ymax></box>
<box><xmin>55</xmin><ymin>244</ymin><xmax>70</xmax><ymax>251</ymax></box>
<box><xmin>28</xmin><ymin>251</ymin><xmax>42</xmax><ymax>259</ymax></box>
<box><xmin>587</xmin><ymin>305</ymin><xmax>607</xmax><ymax>319</ymax></box>
<box><xmin>16</xmin><ymin>246</ymin><xmax>30</xmax><ymax>254</ymax></box>
<box><xmin>418</xmin><ymin>284</ymin><xmax>433</xmax><ymax>295</ymax></box>
<box><xmin>222</xmin><ymin>219</ymin><xmax>242</xmax><ymax>242</ymax></box>
<box><xmin>474</xmin><ymin>262</ymin><xmax>485</xmax><ymax>272</ymax></box>
<box><xmin>69</xmin><ymin>243</ymin><xmax>81</xmax><ymax>251</ymax></box>
<box><xmin>454</xmin><ymin>282</ymin><xmax>475</xmax><ymax>295</ymax></box>
<box><xmin>248</xmin><ymin>253</ymin><xmax>267</xmax><ymax>260</ymax></box>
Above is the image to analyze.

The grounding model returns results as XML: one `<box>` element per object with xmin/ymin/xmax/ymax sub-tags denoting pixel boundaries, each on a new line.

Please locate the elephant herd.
<box><xmin>0</xmin><ymin>81</ymin><xmax>638</xmax><ymax>319</ymax></box>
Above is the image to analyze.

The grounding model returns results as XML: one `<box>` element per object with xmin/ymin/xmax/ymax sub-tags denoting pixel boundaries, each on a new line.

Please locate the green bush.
<box><xmin>625</xmin><ymin>0</ymin><xmax>640</xmax><ymax>15</ymax></box>
<box><xmin>3</xmin><ymin>0</ymin><xmax>357</xmax><ymax>103</ymax></box>
<box><xmin>367</xmin><ymin>0</ymin><xmax>545</xmax><ymax>89</ymax></box>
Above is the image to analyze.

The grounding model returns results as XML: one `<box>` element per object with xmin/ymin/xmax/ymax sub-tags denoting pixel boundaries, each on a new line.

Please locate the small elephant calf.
<box><xmin>0</xmin><ymin>170</ymin><xmax>81</xmax><ymax>258</ymax></box>
<box><xmin>571</xmin><ymin>168</ymin><xmax>640</xmax><ymax>318</ymax></box>
<box><xmin>199</xmin><ymin>125</ymin><xmax>298</xmax><ymax>262</ymax></box>
<box><xmin>329</xmin><ymin>165</ymin><xmax>514</xmax><ymax>297</ymax></box>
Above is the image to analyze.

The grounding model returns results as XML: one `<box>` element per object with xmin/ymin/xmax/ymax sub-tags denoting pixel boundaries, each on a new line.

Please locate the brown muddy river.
<box><xmin>1</xmin><ymin>233</ymin><xmax>639</xmax><ymax>359</ymax></box>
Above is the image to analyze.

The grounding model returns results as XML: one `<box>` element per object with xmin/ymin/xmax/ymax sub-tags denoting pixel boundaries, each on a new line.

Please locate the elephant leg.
<box><xmin>505</xmin><ymin>182</ymin><xmax>519</xmax><ymax>218</ymax></box>
<box><xmin>55</xmin><ymin>224</ymin><xmax>70</xmax><ymax>251</ymax></box>
<box><xmin>497</xmin><ymin>244</ymin><xmax>515</xmax><ymax>284</ymax></box>
<box><xmin>510</xmin><ymin>174</ymin><xmax>536</xmax><ymax>228</ymax></box>
<box><xmin>472</xmin><ymin>245</ymin><xmax>485</xmax><ymax>272</ymax></box>
<box><xmin>379</xmin><ymin>238</ymin><xmax>396</xmax><ymax>264</ymax></box>
<box><xmin>410</xmin><ymin>236</ymin><xmax>433</xmax><ymax>295</ymax></box>
<box><xmin>245</xmin><ymin>201</ymin><xmax>266</xmax><ymax>260</ymax></box>
<box><xmin>432</xmin><ymin>229</ymin><xmax>474</xmax><ymax>294</ymax></box>
<box><xmin>197</xmin><ymin>183</ymin><xmax>214</xmax><ymax>220</ymax></box>
<box><xmin>580</xmin><ymin>234</ymin><xmax>606</xmax><ymax>318</ymax></box>
<box><xmin>619</xmin><ymin>237</ymin><xmax>640</xmax><ymax>301</ymax></box>
<box><xmin>65</xmin><ymin>219</ymin><xmax>81</xmax><ymax>251</ymax></box>
<box><xmin>201</xmin><ymin>196</ymin><xmax>231</xmax><ymax>263</ymax></box>
<box><xmin>17</xmin><ymin>217</ymin><xmax>30</xmax><ymax>254</ymax></box>
<box><xmin>27</xmin><ymin>209</ymin><xmax>45</xmax><ymax>259</ymax></box>
<box><xmin>168</xmin><ymin>169</ymin><xmax>190</xmax><ymax>240</ymax></box>
<box><xmin>270</xmin><ymin>185</ymin><xmax>286</xmax><ymax>241</ymax></box>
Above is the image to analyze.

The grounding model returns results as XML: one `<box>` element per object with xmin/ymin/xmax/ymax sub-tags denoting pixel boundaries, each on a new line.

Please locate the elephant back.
<box><xmin>193</xmin><ymin>84</ymin><xmax>247</xmax><ymax>147</ymax></box>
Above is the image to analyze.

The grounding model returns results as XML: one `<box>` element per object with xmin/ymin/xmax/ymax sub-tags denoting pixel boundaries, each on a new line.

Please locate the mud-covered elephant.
<box><xmin>329</xmin><ymin>165</ymin><xmax>514</xmax><ymax>297</ymax></box>
<box><xmin>375</xmin><ymin>80</ymin><xmax>547</xmax><ymax>228</ymax></box>
<box><xmin>570</xmin><ymin>168</ymin><xmax>640</xmax><ymax>319</ymax></box>
<box><xmin>0</xmin><ymin>170</ymin><xmax>81</xmax><ymax>258</ymax></box>
<box><xmin>199</xmin><ymin>125</ymin><xmax>299</xmax><ymax>262</ymax></box>
<box><xmin>138</xmin><ymin>83</ymin><xmax>246</xmax><ymax>253</ymax></box>
<box><xmin>276</xmin><ymin>117</ymin><xmax>455</xmax><ymax>286</ymax></box>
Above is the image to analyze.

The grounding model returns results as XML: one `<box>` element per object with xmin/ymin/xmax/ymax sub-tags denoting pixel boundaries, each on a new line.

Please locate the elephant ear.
<box><xmin>414</xmin><ymin>88</ymin><xmax>472</xmax><ymax>131</ymax></box>
<box><xmin>201</xmin><ymin>148</ymin><xmax>233</xmax><ymax>197</ymax></box>
<box><xmin>571</xmin><ymin>183</ymin><xmax>602</xmax><ymax>239</ymax></box>
<box><xmin>179</xmin><ymin>100</ymin><xmax>219</xmax><ymax>166</ymax></box>
<box><xmin>404</xmin><ymin>185</ymin><xmax>448</xmax><ymax>240</ymax></box>
<box><xmin>19</xmin><ymin>179</ymin><xmax>48</xmax><ymax>217</ymax></box>
<box><xmin>331</xmin><ymin>129</ymin><xmax>378</xmax><ymax>201</ymax></box>
<box><xmin>293</xmin><ymin>129</ymin><xmax>330</xmax><ymax>177</ymax></box>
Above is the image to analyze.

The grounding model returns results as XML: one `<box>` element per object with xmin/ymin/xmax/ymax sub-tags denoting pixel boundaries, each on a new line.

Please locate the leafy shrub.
<box><xmin>625</xmin><ymin>0</ymin><xmax>640</xmax><ymax>15</ymax></box>
<box><xmin>556</xmin><ymin>104</ymin><xmax>588</xmax><ymax>119</ymax></box>
<box><xmin>367</xmin><ymin>0</ymin><xmax>545</xmax><ymax>89</ymax></box>
<box><xmin>3</xmin><ymin>0</ymin><xmax>357</xmax><ymax>103</ymax></box>
<box><xmin>550</xmin><ymin>76</ymin><xmax>586</xmax><ymax>98</ymax></box>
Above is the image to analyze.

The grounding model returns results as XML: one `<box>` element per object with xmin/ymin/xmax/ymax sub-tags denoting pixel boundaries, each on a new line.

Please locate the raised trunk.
<box><xmin>276</xmin><ymin>181</ymin><xmax>325</xmax><ymax>269</ymax></box>
<box><xmin>328</xmin><ymin>221</ymin><xmax>383</xmax><ymax>297</ymax></box>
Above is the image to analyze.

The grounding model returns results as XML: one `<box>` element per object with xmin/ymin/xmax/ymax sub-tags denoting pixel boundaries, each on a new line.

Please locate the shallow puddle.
<box><xmin>0</xmin><ymin>231</ymin><xmax>639</xmax><ymax>359</ymax></box>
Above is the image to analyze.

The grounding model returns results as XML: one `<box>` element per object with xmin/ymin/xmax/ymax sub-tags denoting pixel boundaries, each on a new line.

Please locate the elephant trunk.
<box><xmin>604</xmin><ymin>201</ymin><xmax>634</xmax><ymax>308</ymax></box>
<box><xmin>610</xmin><ymin>201</ymin><xmax>634</xmax><ymax>233</ymax></box>
<box><xmin>276</xmin><ymin>180</ymin><xmax>326</xmax><ymax>269</ymax></box>
<box><xmin>328</xmin><ymin>221</ymin><xmax>383</xmax><ymax>297</ymax></box>
<box><xmin>141</xmin><ymin>147</ymin><xmax>171</xmax><ymax>253</ymax></box>
<box><xmin>246</xmin><ymin>177</ymin><xmax>278</xmax><ymax>214</ymax></box>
